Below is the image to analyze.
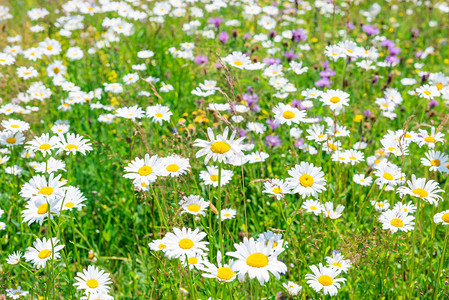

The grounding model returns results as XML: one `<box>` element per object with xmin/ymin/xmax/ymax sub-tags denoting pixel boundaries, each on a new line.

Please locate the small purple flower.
<box><xmin>265</xmin><ymin>135</ymin><xmax>282</xmax><ymax>147</ymax></box>
<box><xmin>332</xmin><ymin>250</ymin><xmax>340</xmax><ymax>255</ymax></box>
<box><xmin>292</xmin><ymin>28</ymin><xmax>307</xmax><ymax>41</ymax></box>
<box><xmin>283</xmin><ymin>51</ymin><xmax>298</xmax><ymax>61</ymax></box>
<box><xmin>362</xmin><ymin>24</ymin><xmax>379</xmax><ymax>36</ymax></box>
<box><xmin>386</xmin><ymin>55</ymin><xmax>399</xmax><ymax>64</ymax></box>
<box><xmin>291</xmin><ymin>99</ymin><xmax>301</xmax><ymax>108</ymax></box>
<box><xmin>380</xmin><ymin>39</ymin><xmax>395</xmax><ymax>49</ymax></box>
<box><xmin>346</xmin><ymin>22</ymin><xmax>355</xmax><ymax>30</ymax></box>
<box><xmin>320</xmin><ymin>70</ymin><xmax>336</xmax><ymax>77</ymax></box>
<box><xmin>429</xmin><ymin>100</ymin><xmax>438</xmax><ymax>108</ymax></box>
<box><xmin>208</xmin><ymin>17</ymin><xmax>224</xmax><ymax>29</ymax></box>
<box><xmin>415</xmin><ymin>50</ymin><xmax>423</xmax><ymax>58</ymax></box>
<box><xmin>363</xmin><ymin>109</ymin><xmax>371</xmax><ymax>118</ymax></box>
<box><xmin>294</xmin><ymin>138</ymin><xmax>305</xmax><ymax>148</ymax></box>
<box><xmin>252</xmin><ymin>104</ymin><xmax>261</xmax><ymax>112</ymax></box>
<box><xmin>243</xmin><ymin>33</ymin><xmax>251</xmax><ymax>40</ymax></box>
<box><xmin>266</xmin><ymin>119</ymin><xmax>280</xmax><ymax>130</ymax></box>
<box><xmin>218</xmin><ymin>31</ymin><xmax>229</xmax><ymax>43</ymax></box>
<box><xmin>238</xmin><ymin>129</ymin><xmax>248</xmax><ymax>137</ymax></box>
<box><xmin>389</xmin><ymin>47</ymin><xmax>401</xmax><ymax>55</ymax></box>
<box><xmin>269</xmin><ymin>31</ymin><xmax>277</xmax><ymax>39</ymax></box>
<box><xmin>263</xmin><ymin>57</ymin><xmax>281</xmax><ymax>65</ymax></box>
<box><xmin>315</xmin><ymin>77</ymin><xmax>331</xmax><ymax>88</ymax></box>
<box><xmin>194</xmin><ymin>55</ymin><xmax>208</xmax><ymax>65</ymax></box>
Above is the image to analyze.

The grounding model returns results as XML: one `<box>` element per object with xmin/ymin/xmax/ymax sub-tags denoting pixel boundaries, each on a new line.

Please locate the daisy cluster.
<box><xmin>1</xmin><ymin>0</ymin><xmax>449</xmax><ymax>299</ymax></box>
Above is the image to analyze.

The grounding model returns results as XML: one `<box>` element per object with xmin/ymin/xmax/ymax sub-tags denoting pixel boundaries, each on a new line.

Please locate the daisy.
<box><xmin>123</xmin><ymin>73</ymin><xmax>139</xmax><ymax>85</ymax></box>
<box><xmin>353</xmin><ymin>174</ymin><xmax>373</xmax><ymax>186</ymax></box>
<box><xmin>24</xmin><ymin>237</ymin><xmax>65</xmax><ymax>269</ymax></box>
<box><xmin>272</xmin><ymin>103</ymin><xmax>306</xmax><ymax>126</ymax></box>
<box><xmin>25</xmin><ymin>133</ymin><xmax>60</xmax><ymax>156</ymax></box>
<box><xmin>325</xmin><ymin>252</ymin><xmax>352</xmax><ymax>273</ymax></box>
<box><xmin>194</xmin><ymin>127</ymin><xmax>245</xmax><ymax>164</ymax></box>
<box><xmin>22</xmin><ymin>197</ymin><xmax>60</xmax><ymax>225</ymax></box>
<box><xmin>202</xmin><ymin>251</ymin><xmax>236</xmax><ymax>282</ymax></box>
<box><xmin>434</xmin><ymin>210</ymin><xmax>449</xmax><ymax>225</ymax></box>
<box><xmin>6</xmin><ymin>251</ymin><xmax>22</xmax><ymax>265</ymax></box>
<box><xmin>115</xmin><ymin>105</ymin><xmax>145</xmax><ymax>121</ymax></box>
<box><xmin>148</xmin><ymin>238</ymin><xmax>168</xmax><ymax>252</ymax></box>
<box><xmin>6</xmin><ymin>286</ymin><xmax>29</xmax><ymax>299</ymax></box>
<box><xmin>421</xmin><ymin>150</ymin><xmax>448</xmax><ymax>171</ymax></box>
<box><xmin>397</xmin><ymin>175</ymin><xmax>444</xmax><ymax>205</ymax></box>
<box><xmin>180</xmin><ymin>254</ymin><xmax>208</xmax><ymax>271</ymax></box>
<box><xmin>290</xmin><ymin>61</ymin><xmax>308</xmax><ymax>75</ymax></box>
<box><xmin>283</xmin><ymin>281</ymin><xmax>302</xmax><ymax>296</ymax></box>
<box><xmin>302</xmin><ymin>199</ymin><xmax>323</xmax><ymax>216</ymax></box>
<box><xmin>305</xmin><ymin>263</ymin><xmax>346</xmax><ymax>296</ymax></box>
<box><xmin>16</xmin><ymin>66</ymin><xmax>38</xmax><ymax>79</ymax></box>
<box><xmin>51</xmin><ymin>123</ymin><xmax>70</xmax><ymax>134</ymax></box>
<box><xmin>416</xmin><ymin>127</ymin><xmax>445</xmax><ymax>149</ymax></box>
<box><xmin>393</xmin><ymin>201</ymin><xmax>417</xmax><ymax>214</ymax></box>
<box><xmin>179</xmin><ymin>195</ymin><xmax>209</xmax><ymax>216</ymax></box>
<box><xmin>286</xmin><ymin>162</ymin><xmax>327</xmax><ymax>199</ymax></box>
<box><xmin>35</xmin><ymin>157</ymin><xmax>66</xmax><ymax>174</ymax></box>
<box><xmin>55</xmin><ymin>133</ymin><xmax>93</xmax><ymax>155</ymax></box>
<box><xmin>0</xmin><ymin>154</ymin><xmax>10</xmax><ymax>165</ymax></box>
<box><xmin>124</xmin><ymin>154</ymin><xmax>162</xmax><ymax>184</ymax></box>
<box><xmin>73</xmin><ymin>265</ymin><xmax>112</xmax><ymax>295</ymax></box>
<box><xmin>56</xmin><ymin>186</ymin><xmax>86</xmax><ymax>211</ymax></box>
<box><xmin>199</xmin><ymin>165</ymin><xmax>234</xmax><ymax>187</ymax></box>
<box><xmin>160</xmin><ymin>155</ymin><xmax>190</xmax><ymax>177</ymax></box>
<box><xmin>345</xmin><ymin>149</ymin><xmax>365</xmax><ymax>165</ymax></box>
<box><xmin>219</xmin><ymin>208</ymin><xmax>237</xmax><ymax>221</ymax></box>
<box><xmin>320</xmin><ymin>90</ymin><xmax>350</xmax><ymax>114</ymax></box>
<box><xmin>163</xmin><ymin>227</ymin><xmax>209</xmax><ymax>259</ymax></box>
<box><xmin>226</xmin><ymin>237</ymin><xmax>287</xmax><ymax>286</ymax></box>
<box><xmin>379</xmin><ymin>209</ymin><xmax>415</xmax><ymax>233</ymax></box>
<box><xmin>322</xmin><ymin>202</ymin><xmax>345</xmax><ymax>219</ymax></box>
<box><xmin>263</xmin><ymin>179</ymin><xmax>292</xmax><ymax>200</ymax></box>
<box><xmin>247</xmin><ymin>151</ymin><xmax>269</xmax><ymax>163</ymax></box>
<box><xmin>306</xmin><ymin>124</ymin><xmax>328</xmax><ymax>143</ymax></box>
<box><xmin>373</xmin><ymin>163</ymin><xmax>402</xmax><ymax>188</ymax></box>
<box><xmin>257</xmin><ymin>230</ymin><xmax>285</xmax><ymax>251</ymax></box>
<box><xmin>222</xmin><ymin>51</ymin><xmax>251</xmax><ymax>69</ymax></box>
<box><xmin>370</xmin><ymin>200</ymin><xmax>390</xmax><ymax>211</ymax></box>
<box><xmin>246</xmin><ymin>122</ymin><xmax>267</xmax><ymax>135</ymax></box>
<box><xmin>1</xmin><ymin>119</ymin><xmax>30</xmax><ymax>132</ymax></box>
<box><xmin>0</xmin><ymin>131</ymin><xmax>25</xmax><ymax>147</ymax></box>
<box><xmin>20</xmin><ymin>173</ymin><xmax>66</xmax><ymax>201</ymax></box>
<box><xmin>146</xmin><ymin>104</ymin><xmax>172</xmax><ymax>125</ymax></box>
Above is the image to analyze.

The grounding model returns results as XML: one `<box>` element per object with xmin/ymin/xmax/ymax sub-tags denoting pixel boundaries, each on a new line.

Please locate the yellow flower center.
<box><xmin>431</xmin><ymin>159</ymin><xmax>441</xmax><ymax>166</ymax></box>
<box><xmin>178</xmin><ymin>238</ymin><xmax>194</xmax><ymax>249</ymax></box>
<box><xmin>423</xmin><ymin>90</ymin><xmax>431</xmax><ymax>95</ymax></box>
<box><xmin>224</xmin><ymin>213</ymin><xmax>231</xmax><ymax>217</ymax></box>
<box><xmin>377</xmin><ymin>203</ymin><xmax>384</xmax><ymax>207</ymax></box>
<box><xmin>266</xmin><ymin>241</ymin><xmax>278</xmax><ymax>248</ymax></box>
<box><xmin>6</xmin><ymin>137</ymin><xmax>16</xmax><ymax>144</ymax></box>
<box><xmin>272</xmin><ymin>187</ymin><xmax>282</xmax><ymax>194</ymax></box>
<box><xmin>349</xmin><ymin>156</ymin><xmax>356</xmax><ymax>160</ymax></box>
<box><xmin>217</xmin><ymin>267</ymin><xmax>235</xmax><ymax>281</ymax></box>
<box><xmin>282</xmin><ymin>111</ymin><xmax>295</xmax><ymax>119</ymax></box>
<box><xmin>210</xmin><ymin>141</ymin><xmax>231</xmax><ymax>154</ymax></box>
<box><xmin>10</xmin><ymin>124</ymin><xmax>20</xmax><ymax>129</ymax></box>
<box><xmin>210</xmin><ymin>175</ymin><xmax>219</xmax><ymax>181</ymax></box>
<box><xmin>188</xmin><ymin>257</ymin><xmax>198</xmax><ymax>264</ymax></box>
<box><xmin>382</xmin><ymin>173</ymin><xmax>393</xmax><ymax>181</ymax></box>
<box><xmin>442</xmin><ymin>213</ymin><xmax>449</xmax><ymax>223</ymax></box>
<box><xmin>38</xmin><ymin>249</ymin><xmax>51</xmax><ymax>259</ymax></box>
<box><xmin>246</xmin><ymin>252</ymin><xmax>269</xmax><ymax>268</ymax></box>
<box><xmin>318</xmin><ymin>275</ymin><xmax>333</xmax><ymax>286</ymax></box>
<box><xmin>234</xmin><ymin>61</ymin><xmax>243</xmax><ymax>66</ymax></box>
<box><xmin>46</xmin><ymin>46</ymin><xmax>53</xmax><ymax>51</ymax></box>
<box><xmin>166</xmin><ymin>164</ymin><xmax>179</xmax><ymax>172</ymax></box>
<box><xmin>187</xmin><ymin>204</ymin><xmax>201</xmax><ymax>212</ymax></box>
<box><xmin>332</xmin><ymin>262</ymin><xmax>342</xmax><ymax>268</ymax></box>
<box><xmin>38</xmin><ymin>187</ymin><xmax>54</xmax><ymax>196</ymax></box>
<box><xmin>299</xmin><ymin>174</ymin><xmax>314</xmax><ymax>187</ymax></box>
<box><xmin>411</xmin><ymin>188</ymin><xmax>428</xmax><ymax>198</ymax></box>
<box><xmin>155</xmin><ymin>113</ymin><xmax>163</xmax><ymax>117</ymax></box>
<box><xmin>436</xmin><ymin>83</ymin><xmax>443</xmax><ymax>90</ymax></box>
<box><xmin>37</xmin><ymin>203</ymin><xmax>49</xmax><ymax>214</ymax></box>
<box><xmin>390</xmin><ymin>218</ymin><xmax>404</xmax><ymax>227</ymax></box>
<box><xmin>53</xmin><ymin>67</ymin><xmax>60</xmax><ymax>73</ymax></box>
<box><xmin>86</xmin><ymin>279</ymin><xmax>99</xmax><ymax>289</ymax></box>
<box><xmin>330</xmin><ymin>96</ymin><xmax>341</xmax><ymax>103</ymax></box>
<box><xmin>346</xmin><ymin>49</ymin><xmax>353</xmax><ymax>53</ymax></box>
<box><xmin>424</xmin><ymin>136</ymin><xmax>436</xmax><ymax>143</ymax></box>
<box><xmin>158</xmin><ymin>244</ymin><xmax>167</xmax><ymax>249</ymax></box>
<box><xmin>39</xmin><ymin>143</ymin><xmax>51</xmax><ymax>150</ymax></box>
<box><xmin>65</xmin><ymin>202</ymin><xmax>75</xmax><ymax>208</ymax></box>
<box><xmin>138</xmin><ymin>166</ymin><xmax>153</xmax><ymax>176</ymax></box>
<box><xmin>65</xmin><ymin>144</ymin><xmax>79</xmax><ymax>151</ymax></box>
<box><xmin>310</xmin><ymin>206</ymin><xmax>317</xmax><ymax>210</ymax></box>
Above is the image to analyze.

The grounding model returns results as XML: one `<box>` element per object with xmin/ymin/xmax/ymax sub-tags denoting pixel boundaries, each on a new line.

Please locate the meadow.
<box><xmin>0</xmin><ymin>0</ymin><xmax>449</xmax><ymax>299</ymax></box>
